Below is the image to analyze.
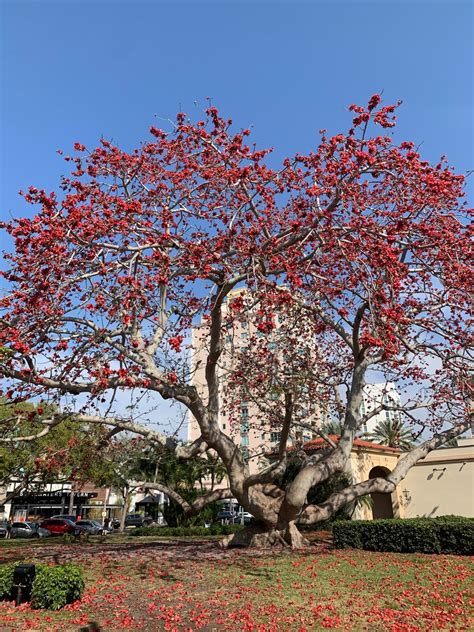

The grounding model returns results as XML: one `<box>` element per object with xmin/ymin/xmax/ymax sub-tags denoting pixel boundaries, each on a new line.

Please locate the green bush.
<box><xmin>0</xmin><ymin>562</ymin><xmax>84</xmax><ymax>609</ymax></box>
<box><xmin>436</xmin><ymin>521</ymin><xmax>474</xmax><ymax>555</ymax></box>
<box><xmin>30</xmin><ymin>563</ymin><xmax>84</xmax><ymax>610</ymax></box>
<box><xmin>61</xmin><ymin>532</ymin><xmax>89</xmax><ymax>544</ymax></box>
<box><xmin>0</xmin><ymin>563</ymin><xmax>15</xmax><ymax>600</ymax></box>
<box><xmin>130</xmin><ymin>523</ymin><xmax>243</xmax><ymax>537</ymax></box>
<box><xmin>208</xmin><ymin>523</ymin><xmax>243</xmax><ymax>535</ymax></box>
<box><xmin>61</xmin><ymin>533</ymin><xmax>76</xmax><ymax>544</ymax></box>
<box><xmin>333</xmin><ymin>516</ymin><xmax>474</xmax><ymax>555</ymax></box>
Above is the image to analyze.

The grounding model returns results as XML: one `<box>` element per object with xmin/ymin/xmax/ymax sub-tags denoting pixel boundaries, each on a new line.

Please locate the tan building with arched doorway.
<box><xmin>299</xmin><ymin>435</ymin><xmax>474</xmax><ymax>520</ymax></box>
<box><xmin>300</xmin><ymin>436</ymin><xmax>402</xmax><ymax>520</ymax></box>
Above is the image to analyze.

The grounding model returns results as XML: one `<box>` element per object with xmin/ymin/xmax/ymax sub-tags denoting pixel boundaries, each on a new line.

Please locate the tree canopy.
<box><xmin>0</xmin><ymin>96</ymin><xmax>471</xmax><ymax>546</ymax></box>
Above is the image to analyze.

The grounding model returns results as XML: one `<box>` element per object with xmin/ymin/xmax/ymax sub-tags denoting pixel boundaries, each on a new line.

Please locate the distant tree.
<box><xmin>0</xmin><ymin>398</ymin><xmax>109</xmax><ymax>509</ymax></box>
<box><xmin>131</xmin><ymin>446</ymin><xmax>226</xmax><ymax>526</ymax></box>
<box><xmin>89</xmin><ymin>437</ymin><xmax>227</xmax><ymax>528</ymax></box>
<box><xmin>320</xmin><ymin>419</ymin><xmax>345</xmax><ymax>436</ymax></box>
<box><xmin>368</xmin><ymin>417</ymin><xmax>415</xmax><ymax>451</ymax></box>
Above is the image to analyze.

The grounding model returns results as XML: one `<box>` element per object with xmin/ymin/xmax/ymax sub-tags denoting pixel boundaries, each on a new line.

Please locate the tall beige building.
<box><xmin>187</xmin><ymin>288</ymin><xmax>325</xmax><ymax>476</ymax></box>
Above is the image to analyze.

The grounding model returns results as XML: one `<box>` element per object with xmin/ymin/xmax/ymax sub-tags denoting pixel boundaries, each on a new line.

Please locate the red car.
<box><xmin>39</xmin><ymin>518</ymin><xmax>85</xmax><ymax>536</ymax></box>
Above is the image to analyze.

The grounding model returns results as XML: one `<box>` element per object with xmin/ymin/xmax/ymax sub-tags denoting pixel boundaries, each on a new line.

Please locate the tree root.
<box><xmin>220</xmin><ymin>521</ymin><xmax>310</xmax><ymax>549</ymax></box>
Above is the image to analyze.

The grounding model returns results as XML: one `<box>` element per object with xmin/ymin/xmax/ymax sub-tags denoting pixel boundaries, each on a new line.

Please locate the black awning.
<box><xmin>12</xmin><ymin>491</ymin><xmax>98</xmax><ymax>504</ymax></box>
<box><xmin>135</xmin><ymin>494</ymin><xmax>161</xmax><ymax>505</ymax></box>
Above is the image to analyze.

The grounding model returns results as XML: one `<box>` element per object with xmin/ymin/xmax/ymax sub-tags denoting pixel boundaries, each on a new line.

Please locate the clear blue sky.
<box><xmin>1</xmin><ymin>0</ymin><xmax>472</xmax><ymax>223</ymax></box>
<box><xmin>0</xmin><ymin>0</ymin><xmax>471</xmax><ymax>432</ymax></box>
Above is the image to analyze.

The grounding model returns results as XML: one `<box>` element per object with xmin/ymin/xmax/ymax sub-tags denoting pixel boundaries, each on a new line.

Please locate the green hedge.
<box><xmin>130</xmin><ymin>523</ymin><xmax>243</xmax><ymax>537</ymax></box>
<box><xmin>0</xmin><ymin>562</ymin><xmax>84</xmax><ymax>609</ymax></box>
<box><xmin>0</xmin><ymin>564</ymin><xmax>16</xmax><ymax>600</ymax></box>
<box><xmin>333</xmin><ymin>517</ymin><xmax>474</xmax><ymax>555</ymax></box>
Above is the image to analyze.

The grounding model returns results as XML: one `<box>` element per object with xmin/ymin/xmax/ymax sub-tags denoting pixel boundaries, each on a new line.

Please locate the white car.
<box><xmin>235</xmin><ymin>512</ymin><xmax>253</xmax><ymax>525</ymax></box>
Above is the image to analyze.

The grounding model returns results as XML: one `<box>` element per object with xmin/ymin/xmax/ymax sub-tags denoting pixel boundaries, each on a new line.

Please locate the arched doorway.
<box><xmin>369</xmin><ymin>466</ymin><xmax>394</xmax><ymax>519</ymax></box>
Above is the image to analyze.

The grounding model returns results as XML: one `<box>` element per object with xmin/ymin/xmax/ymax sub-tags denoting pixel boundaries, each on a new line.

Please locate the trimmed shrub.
<box><xmin>30</xmin><ymin>563</ymin><xmax>84</xmax><ymax>610</ymax></box>
<box><xmin>130</xmin><ymin>523</ymin><xmax>243</xmax><ymax>537</ymax></box>
<box><xmin>0</xmin><ymin>563</ymin><xmax>15</xmax><ymax>600</ymax></box>
<box><xmin>333</xmin><ymin>516</ymin><xmax>474</xmax><ymax>555</ymax></box>
<box><xmin>436</xmin><ymin>521</ymin><xmax>474</xmax><ymax>556</ymax></box>
<box><xmin>61</xmin><ymin>532</ymin><xmax>89</xmax><ymax>544</ymax></box>
<box><xmin>61</xmin><ymin>533</ymin><xmax>76</xmax><ymax>544</ymax></box>
<box><xmin>0</xmin><ymin>562</ymin><xmax>84</xmax><ymax>609</ymax></box>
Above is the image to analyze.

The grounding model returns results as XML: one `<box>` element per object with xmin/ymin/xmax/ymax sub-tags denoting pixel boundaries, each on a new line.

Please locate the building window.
<box><xmin>225</xmin><ymin>335</ymin><xmax>232</xmax><ymax>344</ymax></box>
<box><xmin>240</xmin><ymin>407</ymin><xmax>249</xmax><ymax>418</ymax></box>
<box><xmin>241</xmin><ymin>435</ymin><xmax>249</xmax><ymax>447</ymax></box>
<box><xmin>241</xmin><ymin>447</ymin><xmax>250</xmax><ymax>462</ymax></box>
<box><xmin>240</xmin><ymin>421</ymin><xmax>249</xmax><ymax>434</ymax></box>
<box><xmin>271</xmin><ymin>432</ymin><xmax>281</xmax><ymax>443</ymax></box>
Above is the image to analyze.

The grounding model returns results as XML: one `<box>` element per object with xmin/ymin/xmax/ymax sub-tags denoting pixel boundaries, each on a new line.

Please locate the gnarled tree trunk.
<box><xmin>220</xmin><ymin>520</ymin><xmax>309</xmax><ymax>549</ymax></box>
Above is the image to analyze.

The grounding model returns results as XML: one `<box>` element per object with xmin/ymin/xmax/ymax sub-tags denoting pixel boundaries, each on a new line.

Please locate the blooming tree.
<box><xmin>0</xmin><ymin>398</ymin><xmax>113</xmax><ymax>510</ymax></box>
<box><xmin>0</xmin><ymin>97</ymin><xmax>471</xmax><ymax>547</ymax></box>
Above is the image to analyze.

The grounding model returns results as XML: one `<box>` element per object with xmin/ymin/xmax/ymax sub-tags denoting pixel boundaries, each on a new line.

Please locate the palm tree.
<box><xmin>368</xmin><ymin>417</ymin><xmax>415</xmax><ymax>451</ymax></box>
<box><xmin>320</xmin><ymin>419</ymin><xmax>344</xmax><ymax>436</ymax></box>
<box><xmin>440</xmin><ymin>437</ymin><xmax>458</xmax><ymax>448</ymax></box>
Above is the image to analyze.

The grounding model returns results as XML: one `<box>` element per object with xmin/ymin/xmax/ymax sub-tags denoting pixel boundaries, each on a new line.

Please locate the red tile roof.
<box><xmin>301</xmin><ymin>435</ymin><xmax>400</xmax><ymax>454</ymax></box>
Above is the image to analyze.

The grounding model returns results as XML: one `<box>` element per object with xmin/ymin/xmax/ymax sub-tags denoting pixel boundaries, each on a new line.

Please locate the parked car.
<box><xmin>49</xmin><ymin>514</ymin><xmax>78</xmax><ymax>523</ymax></box>
<box><xmin>0</xmin><ymin>520</ymin><xmax>8</xmax><ymax>538</ymax></box>
<box><xmin>10</xmin><ymin>521</ymin><xmax>51</xmax><ymax>539</ymax></box>
<box><xmin>217</xmin><ymin>510</ymin><xmax>236</xmax><ymax>524</ymax></box>
<box><xmin>75</xmin><ymin>519</ymin><xmax>105</xmax><ymax>535</ymax></box>
<box><xmin>234</xmin><ymin>512</ymin><xmax>253</xmax><ymax>525</ymax></box>
<box><xmin>40</xmin><ymin>518</ymin><xmax>86</xmax><ymax>536</ymax></box>
<box><xmin>111</xmin><ymin>514</ymin><xmax>153</xmax><ymax>529</ymax></box>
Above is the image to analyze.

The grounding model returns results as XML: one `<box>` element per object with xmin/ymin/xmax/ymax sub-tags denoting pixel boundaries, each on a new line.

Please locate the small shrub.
<box><xmin>61</xmin><ymin>533</ymin><xmax>75</xmax><ymax>544</ymax></box>
<box><xmin>61</xmin><ymin>532</ymin><xmax>89</xmax><ymax>544</ymax></box>
<box><xmin>130</xmin><ymin>524</ymin><xmax>243</xmax><ymax>537</ymax></box>
<box><xmin>0</xmin><ymin>563</ymin><xmax>15</xmax><ymax>600</ymax></box>
<box><xmin>30</xmin><ymin>563</ymin><xmax>84</xmax><ymax>610</ymax></box>
<box><xmin>0</xmin><ymin>562</ymin><xmax>84</xmax><ymax>609</ymax></box>
<box><xmin>332</xmin><ymin>517</ymin><xmax>474</xmax><ymax>555</ymax></box>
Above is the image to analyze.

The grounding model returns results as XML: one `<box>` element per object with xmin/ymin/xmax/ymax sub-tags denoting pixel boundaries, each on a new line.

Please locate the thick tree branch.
<box><xmin>299</xmin><ymin>417</ymin><xmax>473</xmax><ymax>524</ymax></box>
<box><xmin>130</xmin><ymin>480</ymin><xmax>233</xmax><ymax>515</ymax></box>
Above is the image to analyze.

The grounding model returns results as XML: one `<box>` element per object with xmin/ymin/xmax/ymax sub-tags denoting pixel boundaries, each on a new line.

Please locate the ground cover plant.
<box><xmin>130</xmin><ymin>524</ymin><xmax>242</xmax><ymax>537</ymax></box>
<box><xmin>0</xmin><ymin>538</ymin><xmax>472</xmax><ymax>630</ymax></box>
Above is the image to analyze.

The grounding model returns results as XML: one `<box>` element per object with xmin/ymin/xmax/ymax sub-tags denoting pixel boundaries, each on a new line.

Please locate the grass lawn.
<box><xmin>0</xmin><ymin>535</ymin><xmax>472</xmax><ymax>631</ymax></box>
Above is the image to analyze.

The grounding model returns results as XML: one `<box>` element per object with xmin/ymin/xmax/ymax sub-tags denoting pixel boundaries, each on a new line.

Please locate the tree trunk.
<box><xmin>0</xmin><ymin>482</ymin><xmax>26</xmax><ymax>511</ymax></box>
<box><xmin>119</xmin><ymin>486</ymin><xmax>130</xmax><ymax>533</ymax></box>
<box><xmin>220</xmin><ymin>520</ymin><xmax>309</xmax><ymax>549</ymax></box>
<box><xmin>68</xmin><ymin>483</ymin><xmax>75</xmax><ymax>515</ymax></box>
